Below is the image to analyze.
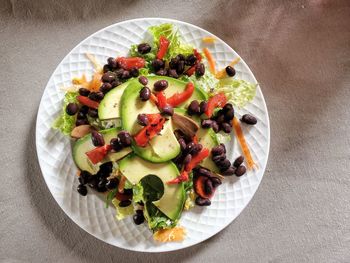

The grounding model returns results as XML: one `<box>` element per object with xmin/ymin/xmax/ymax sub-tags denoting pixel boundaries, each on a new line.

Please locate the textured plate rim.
<box><xmin>35</xmin><ymin>17</ymin><xmax>270</xmax><ymax>252</ymax></box>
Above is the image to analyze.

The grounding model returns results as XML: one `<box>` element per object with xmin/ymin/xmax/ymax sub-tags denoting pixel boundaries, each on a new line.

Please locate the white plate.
<box><xmin>36</xmin><ymin>18</ymin><xmax>270</xmax><ymax>252</ymax></box>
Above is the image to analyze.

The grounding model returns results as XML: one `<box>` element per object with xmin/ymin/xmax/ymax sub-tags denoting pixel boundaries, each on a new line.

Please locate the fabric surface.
<box><xmin>0</xmin><ymin>0</ymin><xmax>349</xmax><ymax>262</ymax></box>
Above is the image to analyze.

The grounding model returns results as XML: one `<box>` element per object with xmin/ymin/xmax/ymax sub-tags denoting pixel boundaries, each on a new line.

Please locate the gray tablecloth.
<box><xmin>1</xmin><ymin>0</ymin><xmax>349</xmax><ymax>262</ymax></box>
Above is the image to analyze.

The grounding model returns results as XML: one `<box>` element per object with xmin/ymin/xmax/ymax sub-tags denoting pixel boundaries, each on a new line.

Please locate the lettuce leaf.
<box><xmin>112</xmin><ymin>198</ymin><xmax>134</xmax><ymax>220</ymax></box>
<box><xmin>52</xmin><ymin>92</ymin><xmax>78</xmax><ymax>135</ymax></box>
<box><xmin>129</xmin><ymin>44</ymin><xmax>156</xmax><ymax>63</ymax></box>
<box><xmin>148</xmin><ymin>23</ymin><xmax>194</xmax><ymax>60</ymax></box>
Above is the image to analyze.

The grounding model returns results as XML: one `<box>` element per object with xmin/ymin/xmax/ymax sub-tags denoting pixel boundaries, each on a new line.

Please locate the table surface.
<box><xmin>1</xmin><ymin>0</ymin><xmax>350</xmax><ymax>262</ymax></box>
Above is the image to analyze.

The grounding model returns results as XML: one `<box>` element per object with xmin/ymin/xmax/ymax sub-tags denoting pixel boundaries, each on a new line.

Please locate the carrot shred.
<box><xmin>203</xmin><ymin>48</ymin><xmax>216</xmax><ymax>74</ymax></box>
<box><xmin>232</xmin><ymin>117</ymin><xmax>256</xmax><ymax>170</ymax></box>
<box><xmin>118</xmin><ymin>175</ymin><xmax>127</xmax><ymax>193</ymax></box>
<box><xmin>150</xmin><ymin>93</ymin><xmax>158</xmax><ymax>105</ymax></box>
<box><xmin>215</xmin><ymin>57</ymin><xmax>241</xmax><ymax>79</ymax></box>
<box><xmin>89</xmin><ymin>72</ymin><xmax>102</xmax><ymax>92</ymax></box>
<box><xmin>202</xmin><ymin>36</ymin><xmax>216</xmax><ymax>44</ymax></box>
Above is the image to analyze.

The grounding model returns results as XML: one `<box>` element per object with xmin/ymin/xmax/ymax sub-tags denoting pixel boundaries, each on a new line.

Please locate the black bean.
<box><xmin>212</xmin><ymin>153</ymin><xmax>226</xmax><ymax>164</ymax></box>
<box><xmin>220</xmin><ymin>143</ymin><xmax>227</xmax><ymax>153</ymax></box>
<box><xmin>233</xmin><ymin>156</ymin><xmax>244</xmax><ymax>167</ymax></box>
<box><xmin>96</xmin><ymin>182</ymin><xmax>107</xmax><ymax>193</ymax></box>
<box><xmin>80</xmin><ymin>105</ymin><xmax>89</xmax><ymax>115</ymax></box>
<box><xmin>137</xmin><ymin>114</ymin><xmax>149</xmax><ymax>126</ymax></box>
<box><xmin>210</xmin><ymin>177</ymin><xmax>222</xmax><ymax>188</ymax></box>
<box><xmin>119</xmin><ymin>200</ymin><xmax>132</xmax><ymax>207</ymax></box>
<box><xmin>66</xmin><ymin>103</ymin><xmax>79</xmax><ymax>115</ymax></box>
<box><xmin>216</xmin><ymin>112</ymin><xmax>225</xmax><ymax>124</ymax></box>
<box><xmin>168</xmin><ymin>69</ymin><xmax>179</xmax><ymax>78</ymax></box>
<box><xmin>88</xmin><ymin>108</ymin><xmax>98</xmax><ymax>118</ymax></box>
<box><xmin>176</xmin><ymin>54</ymin><xmax>185</xmax><ymax>61</ymax></box>
<box><xmin>185</xmin><ymin>54</ymin><xmax>197</xmax><ymax>66</ymax></box>
<box><xmin>103</xmin><ymin>64</ymin><xmax>111</xmax><ymax>73</ymax></box>
<box><xmin>211</xmin><ymin>121</ymin><xmax>219</xmax><ymax>133</ymax></box>
<box><xmin>178</xmin><ymin>138</ymin><xmax>186</xmax><ymax>151</ymax></box>
<box><xmin>183</xmin><ymin>154</ymin><xmax>192</xmax><ymax>166</ymax></box>
<box><xmin>185</xmin><ymin>142</ymin><xmax>195</xmax><ymax>153</ymax></box>
<box><xmin>191</xmin><ymin>144</ymin><xmax>203</xmax><ymax>155</ymax></box>
<box><xmin>225</xmin><ymin>108</ymin><xmax>235</xmax><ymax>121</ymax></box>
<box><xmin>199</xmin><ymin>101</ymin><xmax>208</xmax><ymax>114</ymax></box>
<box><xmin>235</xmin><ymin>165</ymin><xmax>247</xmax><ymax>177</ymax></box>
<box><xmin>221</xmin><ymin>122</ymin><xmax>232</xmax><ymax>133</ymax></box>
<box><xmin>133</xmin><ymin>211</ymin><xmax>145</xmax><ymax>225</ymax></box>
<box><xmin>152</xmin><ymin>59</ymin><xmax>165</xmax><ymax>71</ymax></box>
<box><xmin>211</xmin><ymin>145</ymin><xmax>225</xmax><ymax>156</ymax></box>
<box><xmin>79</xmin><ymin>88</ymin><xmax>90</xmax><ymax>97</ymax></box>
<box><xmin>195</xmin><ymin>196</ymin><xmax>211</xmax><ymax>206</ymax></box>
<box><xmin>153</xmin><ymin>80</ymin><xmax>168</xmax><ymax>91</ymax></box>
<box><xmin>106</xmin><ymin>178</ymin><xmax>118</xmax><ymax>190</ymax></box>
<box><xmin>197</xmin><ymin>167</ymin><xmax>212</xmax><ymax>177</ymax></box>
<box><xmin>77</xmin><ymin>111</ymin><xmax>86</xmax><ymax>120</ymax></box>
<box><xmin>130</xmin><ymin>68</ymin><xmax>139</xmax><ymax>77</ymax></box>
<box><xmin>91</xmin><ymin>130</ymin><xmax>105</xmax><ymax>146</ymax></box>
<box><xmin>161</xmin><ymin>105</ymin><xmax>174</xmax><ymax>116</ymax></box>
<box><xmin>121</xmin><ymin>70</ymin><xmax>130</xmax><ymax>79</ymax></box>
<box><xmin>137</xmin><ymin>43</ymin><xmax>152</xmax><ymax>54</ymax></box>
<box><xmin>204</xmin><ymin>179</ymin><xmax>214</xmax><ymax>195</ymax></box>
<box><xmin>118</xmin><ymin>131</ymin><xmax>132</xmax><ymax>147</ymax></box>
<box><xmin>110</xmin><ymin>138</ymin><xmax>123</xmax><ymax>152</ymax></box>
<box><xmin>218</xmin><ymin>159</ymin><xmax>231</xmax><ymax>171</ymax></box>
<box><xmin>225</xmin><ymin>66</ymin><xmax>236</xmax><ymax>77</ymax></box>
<box><xmin>88</xmin><ymin>92</ymin><xmax>104</xmax><ymax>102</ymax></box>
<box><xmin>221</xmin><ymin>166</ymin><xmax>236</xmax><ymax>176</ymax></box>
<box><xmin>188</xmin><ymin>100</ymin><xmax>200</xmax><ymax>115</ymax></box>
<box><xmin>98</xmin><ymin>178</ymin><xmax>107</xmax><ymax>189</ymax></box>
<box><xmin>195</xmin><ymin>63</ymin><xmax>205</xmax><ymax>77</ymax></box>
<box><xmin>176</xmin><ymin>60</ymin><xmax>185</xmax><ymax>74</ymax></box>
<box><xmin>139</xmin><ymin>87</ymin><xmax>151</xmax><ymax>101</ymax></box>
<box><xmin>138</xmin><ymin>76</ymin><xmax>148</xmax><ymax>86</ymax></box>
<box><xmin>77</xmin><ymin>184</ymin><xmax>87</xmax><ymax>196</ymax></box>
<box><xmin>111</xmin><ymin>79</ymin><xmax>122</xmax><ymax>88</ymax></box>
<box><xmin>201</xmin><ymin>119</ymin><xmax>213</xmax><ymax>129</ymax></box>
<box><xmin>155</xmin><ymin>68</ymin><xmax>167</xmax><ymax>76</ymax></box>
<box><xmin>169</xmin><ymin>58</ymin><xmax>179</xmax><ymax>69</ymax></box>
<box><xmin>87</xmin><ymin>175</ymin><xmax>99</xmax><ymax>189</ymax></box>
<box><xmin>100</xmin><ymin>83</ymin><xmax>113</xmax><ymax>94</ymax></box>
<box><xmin>241</xmin><ymin>114</ymin><xmax>257</xmax><ymax>125</ymax></box>
<box><xmin>75</xmin><ymin>118</ymin><xmax>89</xmax><ymax>126</ymax></box>
<box><xmin>102</xmin><ymin>71</ymin><xmax>116</xmax><ymax>83</ymax></box>
<box><xmin>114</xmin><ymin>68</ymin><xmax>124</xmax><ymax>78</ymax></box>
<box><xmin>79</xmin><ymin>171</ymin><xmax>91</xmax><ymax>185</ymax></box>
<box><xmin>99</xmin><ymin>162</ymin><xmax>113</xmax><ymax>175</ymax></box>
<box><xmin>123</xmin><ymin>188</ymin><xmax>133</xmax><ymax>195</ymax></box>
<box><xmin>223</xmin><ymin>103</ymin><xmax>233</xmax><ymax>113</ymax></box>
<box><xmin>107</xmin><ymin>57</ymin><xmax>118</xmax><ymax>69</ymax></box>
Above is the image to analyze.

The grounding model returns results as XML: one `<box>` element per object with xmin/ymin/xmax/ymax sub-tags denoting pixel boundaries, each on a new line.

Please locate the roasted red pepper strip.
<box><xmin>156</xmin><ymin>92</ymin><xmax>167</xmax><ymax>108</ymax></box>
<box><xmin>166</xmin><ymin>82</ymin><xmax>195</xmax><ymax>107</ymax></box>
<box><xmin>85</xmin><ymin>144</ymin><xmax>111</xmax><ymax>164</ymax></box>
<box><xmin>156</xmin><ymin>36</ymin><xmax>170</xmax><ymax>59</ymax></box>
<box><xmin>116</xmin><ymin>57</ymin><xmax>145</xmax><ymax>70</ymax></box>
<box><xmin>77</xmin><ymin>95</ymin><xmax>100</xmax><ymax>109</ymax></box>
<box><xmin>134</xmin><ymin>114</ymin><xmax>165</xmax><ymax>147</ymax></box>
<box><xmin>186</xmin><ymin>66</ymin><xmax>196</xmax><ymax>76</ymax></box>
<box><xmin>150</xmin><ymin>93</ymin><xmax>158</xmax><ymax>105</ymax></box>
<box><xmin>185</xmin><ymin>148</ymin><xmax>210</xmax><ymax>171</ymax></box>
<box><xmin>205</xmin><ymin>93</ymin><xmax>227</xmax><ymax>118</ymax></box>
<box><xmin>193</xmin><ymin>49</ymin><xmax>202</xmax><ymax>62</ymax></box>
<box><xmin>167</xmin><ymin>170</ymin><xmax>189</xmax><ymax>184</ymax></box>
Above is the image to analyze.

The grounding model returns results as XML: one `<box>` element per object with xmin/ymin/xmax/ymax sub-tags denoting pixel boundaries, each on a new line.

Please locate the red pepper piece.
<box><xmin>150</xmin><ymin>93</ymin><xmax>158</xmax><ymax>105</ymax></box>
<box><xmin>77</xmin><ymin>95</ymin><xmax>100</xmax><ymax>109</ymax></box>
<box><xmin>166</xmin><ymin>82</ymin><xmax>195</xmax><ymax>107</ymax></box>
<box><xmin>134</xmin><ymin>114</ymin><xmax>166</xmax><ymax>147</ymax></box>
<box><xmin>156</xmin><ymin>36</ymin><xmax>170</xmax><ymax>60</ymax></box>
<box><xmin>193</xmin><ymin>49</ymin><xmax>202</xmax><ymax>62</ymax></box>
<box><xmin>156</xmin><ymin>92</ymin><xmax>167</xmax><ymax>109</ymax></box>
<box><xmin>205</xmin><ymin>93</ymin><xmax>227</xmax><ymax>118</ymax></box>
<box><xmin>116</xmin><ymin>57</ymin><xmax>145</xmax><ymax>70</ymax></box>
<box><xmin>85</xmin><ymin>144</ymin><xmax>111</xmax><ymax>164</ymax></box>
<box><xmin>167</xmin><ymin>170</ymin><xmax>189</xmax><ymax>184</ymax></box>
<box><xmin>185</xmin><ymin>148</ymin><xmax>210</xmax><ymax>172</ymax></box>
<box><xmin>186</xmin><ymin>66</ymin><xmax>196</xmax><ymax>76</ymax></box>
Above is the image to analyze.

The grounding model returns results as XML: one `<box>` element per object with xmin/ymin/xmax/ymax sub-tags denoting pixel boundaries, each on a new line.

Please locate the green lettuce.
<box><xmin>148</xmin><ymin>23</ymin><xmax>194</xmax><ymax>60</ymax></box>
<box><xmin>129</xmin><ymin>44</ymin><xmax>156</xmax><ymax>63</ymax></box>
<box><xmin>52</xmin><ymin>92</ymin><xmax>78</xmax><ymax>135</ymax></box>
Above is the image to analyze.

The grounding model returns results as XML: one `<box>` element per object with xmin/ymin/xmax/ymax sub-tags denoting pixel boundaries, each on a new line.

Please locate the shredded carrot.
<box><xmin>153</xmin><ymin>227</ymin><xmax>186</xmax><ymax>242</ymax></box>
<box><xmin>85</xmin><ymin>53</ymin><xmax>103</xmax><ymax>73</ymax></box>
<box><xmin>72</xmin><ymin>74</ymin><xmax>89</xmax><ymax>88</ymax></box>
<box><xmin>89</xmin><ymin>72</ymin><xmax>102</xmax><ymax>92</ymax></box>
<box><xmin>232</xmin><ymin>117</ymin><xmax>256</xmax><ymax>170</ymax></box>
<box><xmin>215</xmin><ymin>57</ymin><xmax>241</xmax><ymax>79</ymax></box>
<box><xmin>118</xmin><ymin>175</ymin><xmax>126</xmax><ymax>193</ymax></box>
<box><xmin>202</xmin><ymin>36</ymin><xmax>216</xmax><ymax>44</ymax></box>
<box><xmin>203</xmin><ymin>47</ymin><xmax>216</xmax><ymax>74</ymax></box>
<box><xmin>150</xmin><ymin>93</ymin><xmax>158</xmax><ymax>105</ymax></box>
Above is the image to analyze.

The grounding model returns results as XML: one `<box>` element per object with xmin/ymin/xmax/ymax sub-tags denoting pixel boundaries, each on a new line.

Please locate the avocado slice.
<box><xmin>120</xmin><ymin>79</ymin><xmax>180</xmax><ymax>163</ymax></box>
<box><xmin>119</xmin><ymin>154</ymin><xmax>185</xmax><ymax>220</ymax></box>
<box><xmin>98</xmin><ymin>81</ymin><xmax>130</xmax><ymax>120</ymax></box>
<box><xmin>72</xmin><ymin>128</ymin><xmax>132</xmax><ymax>174</ymax></box>
<box><xmin>147</xmin><ymin>76</ymin><xmax>208</xmax><ymax>108</ymax></box>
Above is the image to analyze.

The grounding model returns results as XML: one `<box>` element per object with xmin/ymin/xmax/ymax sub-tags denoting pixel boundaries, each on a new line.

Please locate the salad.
<box><xmin>53</xmin><ymin>23</ymin><xmax>258</xmax><ymax>242</ymax></box>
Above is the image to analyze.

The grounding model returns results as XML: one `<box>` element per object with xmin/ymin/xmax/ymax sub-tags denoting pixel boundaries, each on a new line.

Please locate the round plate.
<box><xmin>36</xmin><ymin>18</ymin><xmax>270</xmax><ymax>252</ymax></box>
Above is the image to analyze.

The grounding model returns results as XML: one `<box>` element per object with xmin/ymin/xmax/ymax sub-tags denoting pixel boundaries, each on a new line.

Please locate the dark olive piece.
<box><xmin>91</xmin><ymin>130</ymin><xmax>105</xmax><ymax>146</ymax></box>
<box><xmin>79</xmin><ymin>171</ymin><xmax>91</xmax><ymax>185</ymax></box>
<box><xmin>233</xmin><ymin>156</ymin><xmax>244</xmax><ymax>167</ymax></box>
<box><xmin>66</xmin><ymin>103</ymin><xmax>79</xmax><ymax>115</ymax></box>
<box><xmin>241</xmin><ymin>114</ymin><xmax>257</xmax><ymax>125</ymax></box>
<box><xmin>139</xmin><ymin>87</ymin><xmax>151</xmax><ymax>101</ymax></box>
<box><xmin>87</xmin><ymin>175</ymin><xmax>99</xmax><ymax>189</ymax></box>
<box><xmin>195</xmin><ymin>196</ymin><xmax>211</xmax><ymax>206</ymax></box>
<box><xmin>106</xmin><ymin>179</ymin><xmax>118</xmax><ymax>190</ymax></box>
<box><xmin>235</xmin><ymin>165</ymin><xmax>247</xmax><ymax>177</ymax></box>
<box><xmin>137</xmin><ymin>43</ymin><xmax>152</xmax><ymax>54</ymax></box>
<box><xmin>79</xmin><ymin>88</ymin><xmax>90</xmax><ymax>96</ymax></box>
<box><xmin>77</xmin><ymin>184</ymin><xmax>87</xmax><ymax>196</ymax></box>
<box><xmin>153</xmin><ymin>80</ymin><xmax>168</xmax><ymax>91</ymax></box>
<box><xmin>137</xmin><ymin>114</ymin><xmax>149</xmax><ymax>126</ymax></box>
<box><xmin>138</xmin><ymin>76</ymin><xmax>148</xmax><ymax>86</ymax></box>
